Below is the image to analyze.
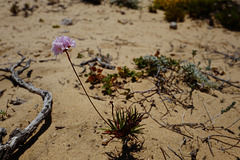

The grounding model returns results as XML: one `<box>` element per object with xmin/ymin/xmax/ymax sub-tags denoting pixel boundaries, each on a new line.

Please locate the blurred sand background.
<box><xmin>0</xmin><ymin>0</ymin><xmax>240</xmax><ymax>159</ymax></box>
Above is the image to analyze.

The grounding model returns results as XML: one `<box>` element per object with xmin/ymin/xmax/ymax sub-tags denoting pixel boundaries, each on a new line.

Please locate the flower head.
<box><xmin>51</xmin><ymin>36</ymin><xmax>76</xmax><ymax>55</ymax></box>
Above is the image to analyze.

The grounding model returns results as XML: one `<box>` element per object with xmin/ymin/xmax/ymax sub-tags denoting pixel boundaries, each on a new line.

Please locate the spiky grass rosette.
<box><xmin>103</xmin><ymin>103</ymin><xmax>145</xmax><ymax>143</ymax></box>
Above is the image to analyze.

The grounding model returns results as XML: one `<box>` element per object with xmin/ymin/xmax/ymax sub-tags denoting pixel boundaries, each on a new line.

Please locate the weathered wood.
<box><xmin>0</xmin><ymin>52</ymin><xmax>52</xmax><ymax>160</ymax></box>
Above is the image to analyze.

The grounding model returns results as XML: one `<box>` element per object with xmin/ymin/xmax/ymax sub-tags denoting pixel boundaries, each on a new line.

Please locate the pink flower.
<box><xmin>51</xmin><ymin>36</ymin><xmax>76</xmax><ymax>55</ymax></box>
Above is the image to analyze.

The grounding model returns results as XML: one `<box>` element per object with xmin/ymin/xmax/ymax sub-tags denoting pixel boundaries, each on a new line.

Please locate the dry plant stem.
<box><xmin>203</xmin><ymin>113</ymin><xmax>221</xmax><ymax>125</ymax></box>
<box><xmin>202</xmin><ymin>134</ymin><xmax>240</xmax><ymax>157</ymax></box>
<box><xmin>143</xmin><ymin>104</ymin><xmax>194</xmax><ymax>139</ymax></box>
<box><xmin>182</xmin><ymin>110</ymin><xmax>193</xmax><ymax>136</ymax></box>
<box><xmin>202</xmin><ymin>71</ymin><xmax>240</xmax><ymax>89</ymax></box>
<box><xmin>225</xmin><ymin>118</ymin><xmax>240</xmax><ymax>129</ymax></box>
<box><xmin>221</xmin><ymin>140</ymin><xmax>240</xmax><ymax>151</ymax></box>
<box><xmin>167</xmin><ymin>146</ymin><xmax>184</xmax><ymax>160</ymax></box>
<box><xmin>179</xmin><ymin>138</ymin><xmax>191</xmax><ymax>158</ymax></box>
<box><xmin>160</xmin><ymin>146</ymin><xmax>170</xmax><ymax>160</ymax></box>
<box><xmin>147</xmin><ymin>112</ymin><xmax>193</xmax><ymax>139</ymax></box>
<box><xmin>65</xmin><ymin>51</ymin><xmax>110</xmax><ymax>126</ymax></box>
<box><xmin>208</xmin><ymin>135</ymin><xmax>240</xmax><ymax>146</ymax></box>
<box><xmin>199</xmin><ymin>95</ymin><xmax>214</xmax><ymax>128</ymax></box>
<box><xmin>206</xmin><ymin>137</ymin><xmax>214</xmax><ymax>156</ymax></box>
<box><xmin>0</xmin><ymin>52</ymin><xmax>52</xmax><ymax>160</ymax></box>
<box><xmin>212</xmin><ymin>50</ymin><xmax>240</xmax><ymax>61</ymax></box>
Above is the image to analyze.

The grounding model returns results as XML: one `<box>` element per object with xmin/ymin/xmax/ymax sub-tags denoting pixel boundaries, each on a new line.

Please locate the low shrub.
<box><xmin>151</xmin><ymin>0</ymin><xmax>240</xmax><ymax>31</ymax></box>
<box><xmin>214</xmin><ymin>0</ymin><xmax>240</xmax><ymax>31</ymax></box>
<box><xmin>186</xmin><ymin>0</ymin><xmax>217</xmax><ymax>19</ymax></box>
<box><xmin>110</xmin><ymin>0</ymin><xmax>139</xmax><ymax>9</ymax></box>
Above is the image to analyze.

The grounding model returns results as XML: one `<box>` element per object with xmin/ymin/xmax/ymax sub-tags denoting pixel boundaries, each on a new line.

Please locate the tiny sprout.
<box><xmin>77</xmin><ymin>53</ymin><xmax>84</xmax><ymax>59</ymax></box>
<box><xmin>10</xmin><ymin>2</ymin><xmax>20</xmax><ymax>16</ymax></box>
<box><xmin>0</xmin><ymin>110</ymin><xmax>6</xmax><ymax>116</ymax></box>
<box><xmin>206</xmin><ymin>59</ymin><xmax>212</xmax><ymax>71</ymax></box>
<box><xmin>39</xmin><ymin>18</ymin><xmax>44</xmax><ymax>22</ymax></box>
<box><xmin>192</xmin><ymin>50</ymin><xmax>197</xmax><ymax>58</ymax></box>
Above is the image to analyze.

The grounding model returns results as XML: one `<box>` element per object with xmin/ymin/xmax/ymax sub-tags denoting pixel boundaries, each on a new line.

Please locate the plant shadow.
<box><xmin>106</xmin><ymin>140</ymin><xmax>144</xmax><ymax>160</ymax></box>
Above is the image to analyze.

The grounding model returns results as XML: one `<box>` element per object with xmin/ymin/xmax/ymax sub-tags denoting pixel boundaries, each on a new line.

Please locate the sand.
<box><xmin>0</xmin><ymin>0</ymin><xmax>240</xmax><ymax>159</ymax></box>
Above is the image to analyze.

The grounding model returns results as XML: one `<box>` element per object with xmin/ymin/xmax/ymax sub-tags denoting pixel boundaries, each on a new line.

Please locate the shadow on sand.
<box><xmin>10</xmin><ymin>113</ymin><xmax>52</xmax><ymax>160</ymax></box>
<box><xmin>106</xmin><ymin>140</ymin><xmax>144</xmax><ymax>160</ymax></box>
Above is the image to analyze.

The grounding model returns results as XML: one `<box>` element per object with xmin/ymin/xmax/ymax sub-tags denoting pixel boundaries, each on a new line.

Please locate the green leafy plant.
<box><xmin>102</xmin><ymin>74</ymin><xmax>118</xmax><ymax>95</ymax></box>
<box><xmin>182</xmin><ymin>62</ymin><xmax>219</xmax><ymax>91</ymax></box>
<box><xmin>84</xmin><ymin>66</ymin><xmax>142</xmax><ymax>95</ymax></box>
<box><xmin>205</xmin><ymin>59</ymin><xmax>212</xmax><ymax>71</ymax></box>
<box><xmin>85</xmin><ymin>66</ymin><xmax>105</xmax><ymax>85</ymax></box>
<box><xmin>192</xmin><ymin>50</ymin><xmax>197</xmax><ymax>58</ymax></box>
<box><xmin>117</xmin><ymin>66</ymin><xmax>143</xmax><ymax>82</ymax></box>
<box><xmin>77</xmin><ymin>53</ymin><xmax>84</xmax><ymax>59</ymax></box>
<box><xmin>133</xmin><ymin>53</ymin><xmax>218</xmax><ymax>92</ymax></box>
<box><xmin>133</xmin><ymin>55</ymin><xmax>180</xmax><ymax>76</ymax></box>
<box><xmin>102</xmin><ymin>102</ymin><xmax>144</xmax><ymax>144</ymax></box>
<box><xmin>0</xmin><ymin>110</ymin><xmax>6</xmax><ymax>121</ymax></box>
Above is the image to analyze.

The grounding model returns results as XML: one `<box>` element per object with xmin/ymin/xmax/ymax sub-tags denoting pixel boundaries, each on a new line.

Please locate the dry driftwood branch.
<box><xmin>78</xmin><ymin>56</ymin><xmax>116</xmax><ymax>70</ymax></box>
<box><xmin>0</xmin><ymin>52</ymin><xmax>52</xmax><ymax>160</ymax></box>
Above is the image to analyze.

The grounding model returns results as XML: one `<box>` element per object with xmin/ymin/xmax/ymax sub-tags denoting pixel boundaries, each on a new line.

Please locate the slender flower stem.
<box><xmin>65</xmin><ymin>51</ymin><xmax>110</xmax><ymax>126</ymax></box>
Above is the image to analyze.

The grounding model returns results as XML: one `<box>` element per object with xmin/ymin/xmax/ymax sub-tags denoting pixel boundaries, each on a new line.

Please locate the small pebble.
<box><xmin>102</xmin><ymin>138</ymin><xmax>110</xmax><ymax>146</ymax></box>
<box><xmin>170</xmin><ymin>21</ymin><xmax>177</xmax><ymax>30</ymax></box>
<box><xmin>61</xmin><ymin>18</ymin><xmax>73</xmax><ymax>25</ymax></box>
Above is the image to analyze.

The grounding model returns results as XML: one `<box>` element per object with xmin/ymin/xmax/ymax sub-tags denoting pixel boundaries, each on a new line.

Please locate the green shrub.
<box><xmin>165</xmin><ymin>5</ymin><xmax>186</xmax><ymax>22</ymax></box>
<box><xmin>83</xmin><ymin>0</ymin><xmax>102</xmax><ymax>5</ymax></box>
<box><xmin>186</xmin><ymin>0</ymin><xmax>217</xmax><ymax>19</ymax></box>
<box><xmin>110</xmin><ymin>0</ymin><xmax>139</xmax><ymax>9</ymax></box>
<box><xmin>152</xmin><ymin>0</ymin><xmax>187</xmax><ymax>22</ymax></box>
<box><xmin>214</xmin><ymin>0</ymin><xmax>240</xmax><ymax>31</ymax></box>
<box><xmin>151</xmin><ymin>0</ymin><xmax>240</xmax><ymax>30</ymax></box>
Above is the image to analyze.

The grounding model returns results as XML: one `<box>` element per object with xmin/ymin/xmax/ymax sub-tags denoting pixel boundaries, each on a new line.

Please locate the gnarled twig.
<box><xmin>0</xmin><ymin>52</ymin><xmax>52</xmax><ymax>160</ymax></box>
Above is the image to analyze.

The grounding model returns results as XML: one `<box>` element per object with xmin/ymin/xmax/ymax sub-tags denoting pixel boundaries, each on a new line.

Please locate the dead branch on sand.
<box><xmin>73</xmin><ymin>48</ymin><xmax>115</xmax><ymax>71</ymax></box>
<box><xmin>0</xmin><ymin>52</ymin><xmax>52</xmax><ymax>160</ymax></box>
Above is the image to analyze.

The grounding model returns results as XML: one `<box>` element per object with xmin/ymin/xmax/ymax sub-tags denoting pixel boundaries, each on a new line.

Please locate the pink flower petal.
<box><xmin>51</xmin><ymin>36</ymin><xmax>76</xmax><ymax>55</ymax></box>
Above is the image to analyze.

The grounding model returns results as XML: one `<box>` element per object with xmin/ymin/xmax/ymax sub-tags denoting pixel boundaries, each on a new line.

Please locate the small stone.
<box><xmin>33</xmin><ymin>52</ymin><xmax>40</xmax><ymax>57</ymax></box>
<box><xmin>170</xmin><ymin>22</ymin><xmax>177</xmax><ymax>30</ymax></box>
<box><xmin>53</xmin><ymin>133</ymin><xmax>57</xmax><ymax>137</ymax></box>
<box><xmin>102</xmin><ymin>138</ymin><xmax>110</xmax><ymax>146</ymax></box>
<box><xmin>61</xmin><ymin>18</ymin><xmax>73</xmax><ymax>25</ymax></box>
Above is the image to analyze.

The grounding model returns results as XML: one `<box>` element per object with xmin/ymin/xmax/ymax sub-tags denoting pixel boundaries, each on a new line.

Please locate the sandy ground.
<box><xmin>0</xmin><ymin>0</ymin><xmax>240</xmax><ymax>159</ymax></box>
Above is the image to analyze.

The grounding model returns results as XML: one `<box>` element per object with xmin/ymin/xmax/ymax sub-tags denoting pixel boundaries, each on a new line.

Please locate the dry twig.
<box><xmin>167</xmin><ymin>146</ymin><xmax>184</xmax><ymax>160</ymax></box>
<box><xmin>0</xmin><ymin>52</ymin><xmax>52</xmax><ymax>160</ymax></box>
